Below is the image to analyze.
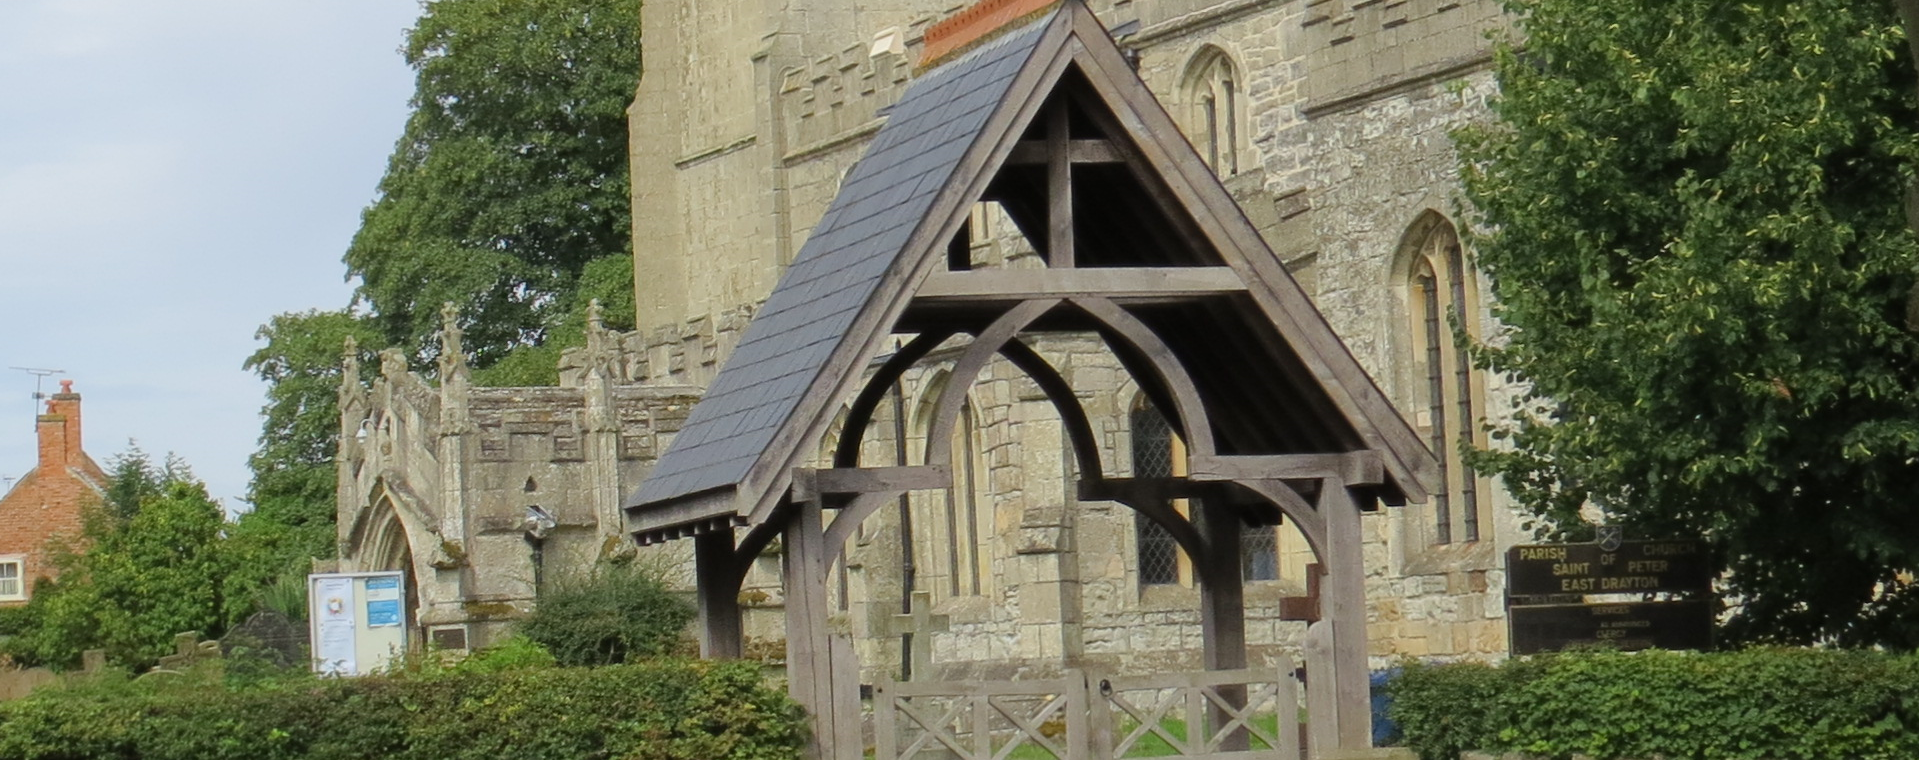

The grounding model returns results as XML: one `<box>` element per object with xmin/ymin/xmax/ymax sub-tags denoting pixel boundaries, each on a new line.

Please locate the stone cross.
<box><xmin>872</xmin><ymin>590</ymin><xmax>950</xmax><ymax>680</ymax></box>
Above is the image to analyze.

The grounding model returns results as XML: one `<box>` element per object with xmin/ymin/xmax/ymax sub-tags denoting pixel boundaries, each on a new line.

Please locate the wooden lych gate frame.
<box><xmin>623</xmin><ymin>2</ymin><xmax>1440</xmax><ymax>758</ymax></box>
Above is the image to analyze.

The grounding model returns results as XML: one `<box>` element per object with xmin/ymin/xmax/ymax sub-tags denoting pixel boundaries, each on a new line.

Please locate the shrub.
<box><xmin>1386</xmin><ymin>649</ymin><xmax>1919</xmax><ymax>760</ymax></box>
<box><xmin>0</xmin><ymin>659</ymin><xmax>803</xmax><ymax>760</ymax></box>
<box><xmin>516</xmin><ymin>561</ymin><xmax>696</xmax><ymax>666</ymax></box>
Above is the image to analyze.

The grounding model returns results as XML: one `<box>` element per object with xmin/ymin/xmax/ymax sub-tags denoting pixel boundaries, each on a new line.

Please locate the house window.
<box><xmin>1132</xmin><ymin>401</ymin><xmax>1281</xmax><ymax>585</ymax></box>
<box><xmin>1184</xmin><ymin>49</ymin><xmax>1241</xmax><ymax>176</ymax></box>
<box><xmin>0</xmin><ymin>558</ymin><xmax>24</xmax><ymax>601</ymax></box>
<box><xmin>1403</xmin><ymin>215</ymin><xmax>1489</xmax><ymax>543</ymax></box>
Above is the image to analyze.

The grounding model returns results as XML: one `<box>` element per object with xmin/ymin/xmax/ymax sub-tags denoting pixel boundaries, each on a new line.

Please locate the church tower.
<box><xmin>629</xmin><ymin>0</ymin><xmax>962</xmax><ymax>387</ymax></box>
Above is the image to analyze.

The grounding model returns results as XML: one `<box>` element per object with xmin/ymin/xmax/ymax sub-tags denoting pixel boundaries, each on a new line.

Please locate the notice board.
<box><xmin>308</xmin><ymin>571</ymin><xmax>408</xmax><ymax>676</ymax></box>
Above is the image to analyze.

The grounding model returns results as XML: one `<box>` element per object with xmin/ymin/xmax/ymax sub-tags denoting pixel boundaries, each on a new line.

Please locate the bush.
<box><xmin>0</xmin><ymin>659</ymin><xmax>803</xmax><ymax>760</ymax></box>
<box><xmin>1386</xmin><ymin>649</ymin><xmax>1919</xmax><ymax>760</ymax></box>
<box><xmin>516</xmin><ymin>561</ymin><xmax>696</xmax><ymax>666</ymax></box>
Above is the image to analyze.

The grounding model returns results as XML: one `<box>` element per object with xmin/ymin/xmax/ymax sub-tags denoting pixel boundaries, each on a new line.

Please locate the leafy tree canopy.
<box><xmin>5</xmin><ymin>449</ymin><xmax>233</xmax><ymax>669</ymax></box>
<box><xmin>1462</xmin><ymin>0</ymin><xmax>1919</xmax><ymax>646</ymax></box>
<box><xmin>344</xmin><ymin>0</ymin><xmax>641</xmax><ymax>367</ymax></box>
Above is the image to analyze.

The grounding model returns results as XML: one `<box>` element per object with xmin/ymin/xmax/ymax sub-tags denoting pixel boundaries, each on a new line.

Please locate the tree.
<box><xmin>344</xmin><ymin>0</ymin><xmax>642</xmax><ymax>368</ymax></box>
<box><xmin>6</xmin><ymin>453</ymin><xmax>233</xmax><ymax>669</ymax></box>
<box><xmin>1460</xmin><ymin>0</ymin><xmax>1919</xmax><ymax>646</ymax></box>
<box><xmin>243</xmin><ymin>310</ymin><xmax>381</xmax><ymax>549</ymax></box>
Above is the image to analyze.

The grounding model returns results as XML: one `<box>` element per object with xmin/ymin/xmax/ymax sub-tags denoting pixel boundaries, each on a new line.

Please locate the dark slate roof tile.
<box><xmin>628</xmin><ymin>13</ymin><xmax>1056</xmax><ymax>512</ymax></box>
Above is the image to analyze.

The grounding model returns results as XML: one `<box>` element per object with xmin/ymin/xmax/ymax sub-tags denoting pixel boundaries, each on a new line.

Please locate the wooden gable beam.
<box><xmin>915</xmin><ymin>266</ymin><xmax>1244</xmax><ymax>303</ymax></box>
<box><xmin>1006</xmin><ymin>138</ymin><xmax>1123</xmax><ymax>165</ymax></box>
<box><xmin>1046</xmin><ymin>100</ymin><xmax>1074</xmax><ymax>267</ymax></box>
<box><xmin>1187</xmin><ymin>451</ymin><xmax>1385</xmax><ymax>487</ymax></box>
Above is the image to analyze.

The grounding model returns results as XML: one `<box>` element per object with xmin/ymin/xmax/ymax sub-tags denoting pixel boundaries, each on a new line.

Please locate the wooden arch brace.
<box><xmin>833</xmin><ymin>330</ymin><xmax>955</xmax><ymax>469</ymax></box>
<box><xmin>922</xmin><ymin>299</ymin><xmax>1062</xmax><ymax>468</ymax></box>
<box><xmin>996</xmin><ymin>338</ymin><xmax>1104</xmax><ymax>481</ymax></box>
<box><xmin>1069</xmin><ymin>296</ymin><xmax>1217</xmax><ymax>459</ymax></box>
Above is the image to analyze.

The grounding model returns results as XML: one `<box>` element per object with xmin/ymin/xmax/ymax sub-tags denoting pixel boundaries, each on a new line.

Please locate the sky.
<box><xmin>0</xmin><ymin>1</ymin><xmax>422</xmax><ymax>510</ymax></box>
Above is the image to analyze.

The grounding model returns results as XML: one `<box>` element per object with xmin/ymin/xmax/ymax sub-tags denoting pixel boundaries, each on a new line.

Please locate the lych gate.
<box><xmin>623</xmin><ymin>2</ymin><xmax>1440</xmax><ymax>758</ymax></box>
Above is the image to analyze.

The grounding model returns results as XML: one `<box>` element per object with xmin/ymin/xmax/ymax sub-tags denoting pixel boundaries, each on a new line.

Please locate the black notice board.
<box><xmin>1509</xmin><ymin>600</ymin><xmax>1712</xmax><ymax>655</ymax></box>
<box><xmin>1507</xmin><ymin>540</ymin><xmax>1710</xmax><ymax>597</ymax></box>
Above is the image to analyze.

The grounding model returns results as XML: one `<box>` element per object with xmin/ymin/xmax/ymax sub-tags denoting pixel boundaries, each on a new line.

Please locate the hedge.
<box><xmin>1385</xmin><ymin>648</ymin><xmax>1919</xmax><ymax>760</ymax></box>
<box><xmin>0</xmin><ymin>659</ymin><xmax>805</xmax><ymax>760</ymax></box>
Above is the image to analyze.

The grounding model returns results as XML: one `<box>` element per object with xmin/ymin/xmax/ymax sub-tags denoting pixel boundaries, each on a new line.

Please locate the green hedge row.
<box><xmin>1385</xmin><ymin>648</ymin><xmax>1919</xmax><ymax>760</ymax></box>
<box><xmin>0</xmin><ymin>659</ymin><xmax>804</xmax><ymax>760</ymax></box>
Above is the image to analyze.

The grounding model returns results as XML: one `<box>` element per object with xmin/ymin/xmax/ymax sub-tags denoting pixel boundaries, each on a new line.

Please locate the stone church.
<box><xmin>336</xmin><ymin>0</ymin><xmax>1523</xmax><ymax>675</ymax></box>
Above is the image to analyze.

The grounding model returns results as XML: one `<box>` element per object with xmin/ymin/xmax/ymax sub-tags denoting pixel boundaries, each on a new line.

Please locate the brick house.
<box><xmin>0</xmin><ymin>381</ymin><xmax>107</xmax><ymax>604</ymax></box>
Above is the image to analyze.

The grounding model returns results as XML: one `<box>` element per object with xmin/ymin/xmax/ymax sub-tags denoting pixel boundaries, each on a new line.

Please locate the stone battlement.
<box><xmin>1301</xmin><ymin>0</ymin><xmax>1505</xmax><ymax>110</ymax></box>
<box><xmin>774</xmin><ymin>9</ymin><xmax>957</xmax><ymax>161</ymax></box>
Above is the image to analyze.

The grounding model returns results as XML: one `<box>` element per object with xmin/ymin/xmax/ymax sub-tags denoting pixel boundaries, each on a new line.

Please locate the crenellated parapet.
<box><xmin>560</xmin><ymin>304</ymin><xmax>758</xmax><ymax>391</ymax></box>
<box><xmin>774</xmin><ymin>7</ymin><xmax>959</xmax><ymax>163</ymax></box>
<box><xmin>1300</xmin><ymin>0</ymin><xmax>1507</xmax><ymax>112</ymax></box>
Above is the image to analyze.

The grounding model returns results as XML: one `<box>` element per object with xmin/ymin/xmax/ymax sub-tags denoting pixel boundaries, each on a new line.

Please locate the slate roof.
<box><xmin>627</xmin><ymin>12</ymin><xmax>1057</xmax><ymax>511</ymax></box>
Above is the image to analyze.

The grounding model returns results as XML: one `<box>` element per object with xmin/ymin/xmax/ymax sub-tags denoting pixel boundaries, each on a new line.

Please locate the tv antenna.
<box><xmin>9</xmin><ymin>367</ymin><xmax>66</xmax><ymax>402</ymax></box>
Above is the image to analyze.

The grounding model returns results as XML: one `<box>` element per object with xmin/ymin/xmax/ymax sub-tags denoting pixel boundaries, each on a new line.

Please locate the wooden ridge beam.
<box><xmin>915</xmin><ymin>266</ymin><xmax>1244</xmax><ymax>304</ymax></box>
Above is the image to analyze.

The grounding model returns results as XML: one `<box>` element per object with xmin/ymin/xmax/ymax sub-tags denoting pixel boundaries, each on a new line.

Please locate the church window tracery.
<box><xmin>1182</xmin><ymin>48</ymin><xmax>1241</xmax><ymax>176</ymax></box>
<box><xmin>1401</xmin><ymin>214</ymin><xmax>1489</xmax><ymax>544</ymax></box>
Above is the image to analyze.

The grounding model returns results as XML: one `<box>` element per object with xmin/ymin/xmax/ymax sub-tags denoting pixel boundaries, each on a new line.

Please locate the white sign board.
<box><xmin>308</xmin><ymin>571</ymin><xmax>408</xmax><ymax>676</ymax></box>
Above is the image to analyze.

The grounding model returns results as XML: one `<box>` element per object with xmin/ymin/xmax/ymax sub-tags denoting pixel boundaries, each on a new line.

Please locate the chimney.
<box><xmin>36</xmin><ymin>380</ymin><xmax>81</xmax><ymax>471</ymax></box>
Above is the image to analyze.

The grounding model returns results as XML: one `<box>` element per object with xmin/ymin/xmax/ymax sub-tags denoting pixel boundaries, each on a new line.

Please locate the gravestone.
<box><xmin>151</xmin><ymin>631</ymin><xmax>223</xmax><ymax>677</ymax></box>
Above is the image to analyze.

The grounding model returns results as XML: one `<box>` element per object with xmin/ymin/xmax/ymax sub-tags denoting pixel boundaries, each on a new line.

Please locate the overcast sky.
<box><xmin>0</xmin><ymin>2</ymin><xmax>421</xmax><ymax>510</ymax></box>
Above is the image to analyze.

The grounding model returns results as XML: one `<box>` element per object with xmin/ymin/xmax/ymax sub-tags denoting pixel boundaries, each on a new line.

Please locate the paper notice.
<box><xmin>314</xmin><ymin>577</ymin><xmax>357</xmax><ymax>675</ymax></box>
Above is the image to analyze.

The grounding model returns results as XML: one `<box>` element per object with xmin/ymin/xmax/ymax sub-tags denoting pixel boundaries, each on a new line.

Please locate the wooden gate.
<box><xmin>871</xmin><ymin>661</ymin><xmax>1302</xmax><ymax>760</ymax></box>
<box><xmin>873</xmin><ymin>674</ymin><xmax>1089</xmax><ymax>760</ymax></box>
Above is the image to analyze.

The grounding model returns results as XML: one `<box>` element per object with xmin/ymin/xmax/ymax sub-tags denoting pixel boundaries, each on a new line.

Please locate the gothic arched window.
<box><xmin>1132</xmin><ymin>399</ymin><xmax>1281</xmax><ymax>585</ymax></box>
<box><xmin>1402</xmin><ymin>215</ymin><xmax>1490</xmax><ymax>544</ymax></box>
<box><xmin>1183</xmin><ymin>48</ymin><xmax>1241</xmax><ymax>176</ymax></box>
<box><xmin>911</xmin><ymin>375</ymin><xmax>990</xmax><ymax>599</ymax></box>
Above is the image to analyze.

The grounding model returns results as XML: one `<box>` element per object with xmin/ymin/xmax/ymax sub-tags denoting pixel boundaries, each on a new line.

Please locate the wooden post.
<box><xmin>1319</xmin><ymin>478</ymin><xmax>1372</xmax><ymax>751</ymax></box>
<box><xmin>784</xmin><ymin>498</ymin><xmax>835</xmax><ymax>759</ymax></box>
<box><xmin>1047</xmin><ymin>100</ymin><xmax>1075</xmax><ymax>267</ymax></box>
<box><xmin>1197</xmin><ymin>505</ymin><xmax>1247</xmax><ymax>671</ymax></box>
<box><xmin>1198</xmin><ymin>502</ymin><xmax>1248</xmax><ymax>752</ymax></box>
<box><xmin>1304</xmin><ymin>620</ymin><xmax>1336</xmax><ymax>758</ymax></box>
<box><xmin>829</xmin><ymin>634</ymin><xmax>862</xmax><ymax>760</ymax></box>
<box><xmin>873</xmin><ymin>676</ymin><xmax>897</xmax><ymax>760</ymax></box>
<box><xmin>694</xmin><ymin>529</ymin><xmax>744</xmax><ymax>659</ymax></box>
